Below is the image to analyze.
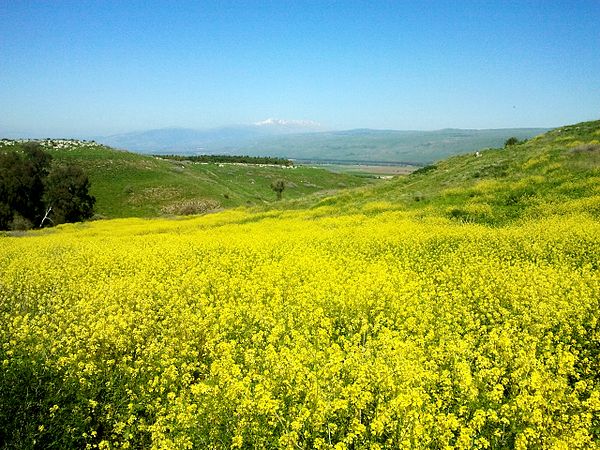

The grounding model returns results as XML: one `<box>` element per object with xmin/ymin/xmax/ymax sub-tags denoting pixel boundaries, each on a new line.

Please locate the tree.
<box><xmin>0</xmin><ymin>143</ymin><xmax>96</xmax><ymax>230</ymax></box>
<box><xmin>43</xmin><ymin>164</ymin><xmax>95</xmax><ymax>225</ymax></box>
<box><xmin>504</xmin><ymin>137</ymin><xmax>520</xmax><ymax>147</ymax></box>
<box><xmin>22</xmin><ymin>142</ymin><xmax>53</xmax><ymax>220</ymax></box>
<box><xmin>0</xmin><ymin>143</ymin><xmax>52</xmax><ymax>227</ymax></box>
<box><xmin>0</xmin><ymin>202</ymin><xmax>12</xmax><ymax>230</ymax></box>
<box><xmin>270</xmin><ymin>179</ymin><xmax>286</xmax><ymax>200</ymax></box>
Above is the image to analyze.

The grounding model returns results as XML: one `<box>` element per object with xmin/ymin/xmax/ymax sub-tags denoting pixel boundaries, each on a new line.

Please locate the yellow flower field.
<box><xmin>1</xmin><ymin>207</ymin><xmax>599</xmax><ymax>449</ymax></box>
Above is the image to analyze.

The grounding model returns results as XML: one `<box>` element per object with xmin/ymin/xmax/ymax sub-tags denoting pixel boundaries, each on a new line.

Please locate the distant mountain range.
<box><xmin>97</xmin><ymin>122</ymin><xmax>548</xmax><ymax>165</ymax></box>
<box><xmin>98</xmin><ymin>119</ymin><xmax>326</xmax><ymax>154</ymax></box>
<box><xmin>223</xmin><ymin>128</ymin><xmax>550</xmax><ymax>165</ymax></box>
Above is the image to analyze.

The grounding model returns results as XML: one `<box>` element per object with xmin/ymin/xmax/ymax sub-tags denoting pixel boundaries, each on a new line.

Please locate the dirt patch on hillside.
<box><xmin>128</xmin><ymin>187</ymin><xmax>183</xmax><ymax>205</ymax></box>
<box><xmin>161</xmin><ymin>199</ymin><xmax>221</xmax><ymax>215</ymax></box>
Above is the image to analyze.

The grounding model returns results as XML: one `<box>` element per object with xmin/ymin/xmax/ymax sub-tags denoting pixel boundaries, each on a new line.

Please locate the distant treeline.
<box><xmin>293</xmin><ymin>158</ymin><xmax>421</xmax><ymax>167</ymax></box>
<box><xmin>155</xmin><ymin>154</ymin><xmax>293</xmax><ymax>166</ymax></box>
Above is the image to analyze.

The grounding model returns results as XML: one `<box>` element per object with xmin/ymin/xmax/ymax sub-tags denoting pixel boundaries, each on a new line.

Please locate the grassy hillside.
<box><xmin>0</xmin><ymin>141</ymin><xmax>375</xmax><ymax>218</ymax></box>
<box><xmin>1</xmin><ymin>121</ymin><xmax>599</xmax><ymax>448</ymax></box>
<box><xmin>289</xmin><ymin>120</ymin><xmax>600</xmax><ymax>225</ymax></box>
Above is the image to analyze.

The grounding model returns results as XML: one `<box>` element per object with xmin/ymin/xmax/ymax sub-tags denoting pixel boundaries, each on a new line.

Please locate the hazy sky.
<box><xmin>1</xmin><ymin>0</ymin><xmax>599</xmax><ymax>137</ymax></box>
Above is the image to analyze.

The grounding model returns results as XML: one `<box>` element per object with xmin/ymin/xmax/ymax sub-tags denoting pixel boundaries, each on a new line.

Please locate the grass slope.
<box><xmin>1</xmin><ymin>142</ymin><xmax>375</xmax><ymax>218</ymax></box>
<box><xmin>295</xmin><ymin>120</ymin><xmax>600</xmax><ymax>225</ymax></box>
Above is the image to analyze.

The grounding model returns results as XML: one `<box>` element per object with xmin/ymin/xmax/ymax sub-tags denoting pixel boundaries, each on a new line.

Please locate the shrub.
<box><xmin>411</xmin><ymin>164</ymin><xmax>437</xmax><ymax>176</ymax></box>
<box><xmin>9</xmin><ymin>213</ymin><xmax>33</xmax><ymax>231</ymax></box>
<box><xmin>270</xmin><ymin>179</ymin><xmax>286</xmax><ymax>200</ymax></box>
<box><xmin>161</xmin><ymin>199</ymin><xmax>221</xmax><ymax>215</ymax></box>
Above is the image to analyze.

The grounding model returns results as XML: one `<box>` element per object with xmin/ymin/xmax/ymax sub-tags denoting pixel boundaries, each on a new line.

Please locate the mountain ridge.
<box><xmin>97</xmin><ymin>126</ymin><xmax>549</xmax><ymax>165</ymax></box>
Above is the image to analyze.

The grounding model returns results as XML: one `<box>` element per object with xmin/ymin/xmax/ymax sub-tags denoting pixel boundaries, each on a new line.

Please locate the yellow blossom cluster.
<box><xmin>1</xmin><ymin>208</ymin><xmax>599</xmax><ymax>449</ymax></box>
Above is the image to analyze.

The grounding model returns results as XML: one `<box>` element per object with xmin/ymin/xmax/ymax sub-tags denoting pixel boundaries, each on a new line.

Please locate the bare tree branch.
<box><xmin>39</xmin><ymin>206</ymin><xmax>53</xmax><ymax>227</ymax></box>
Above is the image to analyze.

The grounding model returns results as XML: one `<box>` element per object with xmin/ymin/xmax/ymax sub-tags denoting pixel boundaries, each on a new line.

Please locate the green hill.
<box><xmin>0</xmin><ymin>140</ymin><xmax>375</xmax><ymax>219</ymax></box>
<box><xmin>2</xmin><ymin>121</ymin><xmax>597</xmax><ymax>223</ymax></box>
<box><xmin>286</xmin><ymin>120</ymin><xmax>600</xmax><ymax>225</ymax></box>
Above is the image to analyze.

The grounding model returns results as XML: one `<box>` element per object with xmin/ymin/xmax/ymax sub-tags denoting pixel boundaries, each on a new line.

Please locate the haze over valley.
<box><xmin>97</xmin><ymin>122</ymin><xmax>548</xmax><ymax>165</ymax></box>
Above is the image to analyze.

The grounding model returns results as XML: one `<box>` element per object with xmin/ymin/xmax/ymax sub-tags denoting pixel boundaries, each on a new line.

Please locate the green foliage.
<box><xmin>410</xmin><ymin>164</ymin><xmax>437</xmax><ymax>176</ymax></box>
<box><xmin>0</xmin><ymin>143</ymin><xmax>94</xmax><ymax>229</ymax></box>
<box><xmin>504</xmin><ymin>136</ymin><xmax>521</xmax><ymax>147</ymax></box>
<box><xmin>156</xmin><ymin>154</ymin><xmax>293</xmax><ymax>166</ymax></box>
<box><xmin>0</xmin><ymin>141</ymin><xmax>373</xmax><ymax>218</ymax></box>
<box><xmin>0</xmin><ymin>143</ymin><xmax>52</xmax><ymax>228</ymax></box>
<box><xmin>8</xmin><ymin>213</ymin><xmax>33</xmax><ymax>231</ymax></box>
<box><xmin>472</xmin><ymin>161</ymin><xmax>509</xmax><ymax>178</ymax></box>
<box><xmin>0</xmin><ymin>357</ymin><xmax>87</xmax><ymax>449</ymax></box>
<box><xmin>303</xmin><ymin>119</ymin><xmax>600</xmax><ymax>226</ymax></box>
<box><xmin>0</xmin><ymin>203</ymin><xmax>12</xmax><ymax>230</ymax></box>
<box><xmin>270</xmin><ymin>179</ymin><xmax>286</xmax><ymax>200</ymax></box>
<box><xmin>43</xmin><ymin>164</ymin><xmax>95</xmax><ymax>225</ymax></box>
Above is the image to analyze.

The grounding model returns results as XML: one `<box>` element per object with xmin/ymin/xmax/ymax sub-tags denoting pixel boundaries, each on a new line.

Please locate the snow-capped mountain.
<box><xmin>97</xmin><ymin>119</ymin><xmax>325</xmax><ymax>153</ymax></box>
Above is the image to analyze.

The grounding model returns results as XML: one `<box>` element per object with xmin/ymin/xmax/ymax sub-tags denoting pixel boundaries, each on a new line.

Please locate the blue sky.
<box><xmin>1</xmin><ymin>0</ymin><xmax>599</xmax><ymax>137</ymax></box>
